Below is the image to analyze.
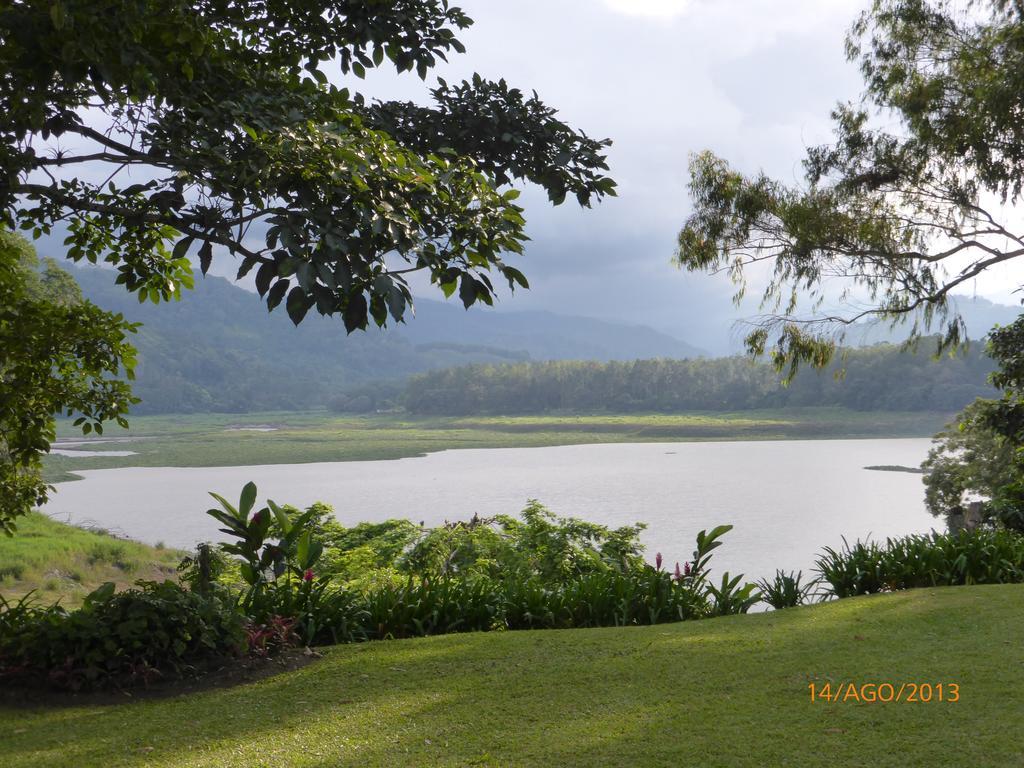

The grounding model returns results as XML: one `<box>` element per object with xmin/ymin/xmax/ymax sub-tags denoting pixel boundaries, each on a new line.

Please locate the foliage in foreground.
<box><xmin>0</xmin><ymin>231</ymin><xmax>137</xmax><ymax>533</ymax></box>
<box><xmin>198</xmin><ymin>484</ymin><xmax>760</xmax><ymax>647</ymax></box>
<box><xmin>13</xmin><ymin>481</ymin><xmax>1024</xmax><ymax>692</ymax></box>
<box><xmin>815</xmin><ymin>529</ymin><xmax>1024</xmax><ymax>598</ymax></box>
<box><xmin>0</xmin><ymin>581</ymin><xmax>244</xmax><ymax>691</ymax></box>
<box><xmin>922</xmin><ymin>315</ymin><xmax>1024</xmax><ymax>532</ymax></box>
<box><xmin>0</xmin><ymin>484</ymin><xmax>763</xmax><ymax>690</ymax></box>
<box><xmin>676</xmin><ymin>0</ymin><xmax>1024</xmax><ymax>375</ymax></box>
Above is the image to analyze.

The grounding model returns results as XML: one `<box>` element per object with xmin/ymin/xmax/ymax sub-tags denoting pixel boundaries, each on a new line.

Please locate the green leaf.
<box><xmin>208</xmin><ymin>491</ymin><xmax>239</xmax><ymax>520</ymax></box>
<box><xmin>238</xmin><ymin>481</ymin><xmax>257</xmax><ymax>517</ymax></box>
<box><xmin>172</xmin><ymin>236</ymin><xmax>194</xmax><ymax>261</ymax></box>
<box><xmin>268</xmin><ymin>500</ymin><xmax>290</xmax><ymax>535</ymax></box>
<box><xmin>239</xmin><ymin>562</ymin><xmax>257</xmax><ymax>586</ymax></box>
<box><xmin>286</xmin><ymin>286</ymin><xmax>311</xmax><ymax>325</ymax></box>
<box><xmin>84</xmin><ymin>582</ymin><xmax>115</xmax><ymax>607</ymax></box>
<box><xmin>459</xmin><ymin>275</ymin><xmax>477</xmax><ymax>308</ymax></box>
<box><xmin>198</xmin><ymin>241</ymin><xmax>213</xmax><ymax>274</ymax></box>
<box><xmin>266</xmin><ymin>279</ymin><xmax>289</xmax><ymax>312</ymax></box>
<box><xmin>49</xmin><ymin>2</ymin><xmax>66</xmax><ymax>30</ymax></box>
<box><xmin>343</xmin><ymin>293</ymin><xmax>368</xmax><ymax>332</ymax></box>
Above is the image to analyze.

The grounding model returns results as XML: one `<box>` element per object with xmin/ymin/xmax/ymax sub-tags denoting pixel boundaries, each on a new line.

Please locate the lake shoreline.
<box><xmin>43</xmin><ymin>437</ymin><xmax>937</xmax><ymax>582</ymax></box>
<box><xmin>43</xmin><ymin>407</ymin><xmax>951</xmax><ymax>484</ymax></box>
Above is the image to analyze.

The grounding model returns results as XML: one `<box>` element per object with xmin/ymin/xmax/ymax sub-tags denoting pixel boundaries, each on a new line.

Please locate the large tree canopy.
<box><xmin>675</xmin><ymin>0</ymin><xmax>1024</xmax><ymax>374</ymax></box>
<box><xmin>0</xmin><ymin>1</ymin><xmax>616</xmax><ymax>531</ymax></box>
<box><xmin>0</xmin><ymin>0</ymin><xmax>615</xmax><ymax>331</ymax></box>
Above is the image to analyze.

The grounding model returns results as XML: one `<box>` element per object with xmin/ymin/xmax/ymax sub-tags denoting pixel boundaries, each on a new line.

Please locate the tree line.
<box><xmin>398</xmin><ymin>344</ymin><xmax>998</xmax><ymax>415</ymax></box>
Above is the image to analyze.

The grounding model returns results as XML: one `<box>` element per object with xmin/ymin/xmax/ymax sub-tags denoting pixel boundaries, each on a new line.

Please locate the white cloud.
<box><xmin>603</xmin><ymin>0</ymin><xmax>691</xmax><ymax>18</ymax></box>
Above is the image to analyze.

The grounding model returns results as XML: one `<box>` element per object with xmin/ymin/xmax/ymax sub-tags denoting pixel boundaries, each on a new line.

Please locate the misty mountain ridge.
<box><xmin>69</xmin><ymin>265</ymin><xmax>705</xmax><ymax>413</ymax></box>
<box><xmin>849</xmin><ymin>295</ymin><xmax>1022</xmax><ymax>346</ymax></box>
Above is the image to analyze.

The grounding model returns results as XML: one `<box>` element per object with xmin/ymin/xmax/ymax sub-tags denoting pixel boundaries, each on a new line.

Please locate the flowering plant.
<box><xmin>205</xmin><ymin>482</ymin><xmax>325</xmax><ymax>612</ymax></box>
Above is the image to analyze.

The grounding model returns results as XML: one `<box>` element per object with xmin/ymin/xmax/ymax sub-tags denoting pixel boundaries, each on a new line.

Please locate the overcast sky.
<box><xmin>335</xmin><ymin>0</ymin><xmax>1022</xmax><ymax>351</ymax></box>
<box><xmin>44</xmin><ymin>0</ymin><xmax>1024</xmax><ymax>353</ymax></box>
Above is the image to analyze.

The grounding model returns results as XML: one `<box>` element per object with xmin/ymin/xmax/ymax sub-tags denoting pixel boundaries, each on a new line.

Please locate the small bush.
<box><xmin>0</xmin><ymin>563</ymin><xmax>25</xmax><ymax>580</ymax></box>
<box><xmin>86</xmin><ymin>540</ymin><xmax>133</xmax><ymax>570</ymax></box>
<box><xmin>757</xmin><ymin>570</ymin><xmax>820</xmax><ymax>609</ymax></box>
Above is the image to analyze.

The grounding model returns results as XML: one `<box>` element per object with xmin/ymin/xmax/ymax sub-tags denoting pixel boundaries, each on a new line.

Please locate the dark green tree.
<box><xmin>922</xmin><ymin>315</ymin><xmax>1024</xmax><ymax>532</ymax></box>
<box><xmin>0</xmin><ymin>1</ymin><xmax>616</xmax><ymax>530</ymax></box>
<box><xmin>0</xmin><ymin>230</ymin><xmax>136</xmax><ymax>533</ymax></box>
<box><xmin>675</xmin><ymin>0</ymin><xmax>1024</xmax><ymax>375</ymax></box>
<box><xmin>1</xmin><ymin>1</ymin><xmax>614</xmax><ymax>328</ymax></box>
<box><xmin>922</xmin><ymin>399</ymin><xmax>1017</xmax><ymax>529</ymax></box>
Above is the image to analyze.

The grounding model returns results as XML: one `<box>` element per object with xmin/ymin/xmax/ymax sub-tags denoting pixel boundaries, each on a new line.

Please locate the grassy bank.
<box><xmin>43</xmin><ymin>407</ymin><xmax>950</xmax><ymax>484</ymax></box>
<box><xmin>2</xmin><ymin>584</ymin><xmax>1020</xmax><ymax>767</ymax></box>
<box><xmin>0</xmin><ymin>513</ymin><xmax>184</xmax><ymax>606</ymax></box>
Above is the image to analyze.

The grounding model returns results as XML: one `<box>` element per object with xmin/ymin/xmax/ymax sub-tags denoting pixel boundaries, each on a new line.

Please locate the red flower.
<box><xmin>250</xmin><ymin>510</ymin><xmax>264</xmax><ymax>525</ymax></box>
<box><xmin>303</xmin><ymin>568</ymin><xmax>314</xmax><ymax>582</ymax></box>
<box><xmin>684</xmin><ymin>561</ymin><xmax>692</xmax><ymax>576</ymax></box>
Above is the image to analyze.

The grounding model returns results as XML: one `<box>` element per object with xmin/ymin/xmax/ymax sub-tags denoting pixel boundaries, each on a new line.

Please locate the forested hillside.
<box><xmin>70</xmin><ymin>266</ymin><xmax>701</xmax><ymax>413</ymax></box>
<box><xmin>68</xmin><ymin>264</ymin><xmax>1011</xmax><ymax>417</ymax></box>
<box><xmin>401</xmin><ymin>345</ymin><xmax>998</xmax><ymax>415</ymax></box>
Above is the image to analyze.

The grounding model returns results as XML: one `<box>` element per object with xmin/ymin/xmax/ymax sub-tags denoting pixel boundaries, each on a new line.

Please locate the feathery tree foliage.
<box><xmin>676</xmin><ymin>0</ymin><xmax>1024</xmax><ymax>375</ymax></box>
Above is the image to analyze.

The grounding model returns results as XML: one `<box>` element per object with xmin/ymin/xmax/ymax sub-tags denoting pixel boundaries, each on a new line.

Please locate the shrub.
<box><xmin>756</xmin><ymin>570</ymin><xmax>820</xmax><ymax>609</ymax></box>
<box><xmin>400</xmin><ymin>501</ymin><xmax>648</xmax><ymax>582</ymax></box>
<box><xmin>815</xmin><ymin>529</ymin><xmax>1024</xmax><ymax>598</ymax></box>
<box><xmin>303</xmin><ymin>524</ymin><xmax>751</xmax><ymax>639</ymax></box>
<box><xmin>707</xmin><ymin>572</ymin><xmax>761</xmax><ymax>616</ymax></box>
<box><xmin>205</xmin><ymin>482</ymin><xmax>324</xmax><ymax>617</ymax></box>
<box><xmin>0</xmin><ymin>581</ymin><xmax>245</xmax><ymax>691</ymax></box>
<box><xmin>202</xmin><ymin>483</ymin><xmax>759</xmax><ymax>647</ymax></box>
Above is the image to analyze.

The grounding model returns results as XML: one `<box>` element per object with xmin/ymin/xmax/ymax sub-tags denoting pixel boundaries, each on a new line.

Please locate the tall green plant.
<box><xmin>205</xmin><ymin>482</ymin><xmax>324</xmax><ymax>615</ymax></box>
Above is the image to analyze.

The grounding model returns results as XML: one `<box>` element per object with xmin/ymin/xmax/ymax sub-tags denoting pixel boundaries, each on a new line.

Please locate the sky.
<box><xmin>334</xmin><ymin>0</ymin><xmax>1022</xmax><ymax>352</ymax></box>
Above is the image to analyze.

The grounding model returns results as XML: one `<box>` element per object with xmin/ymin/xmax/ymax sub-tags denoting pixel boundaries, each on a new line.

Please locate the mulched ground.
<box><xmin>0</xmin><ymin>648</ymin><xmax>321</xmax><ymax>709</ymax></box>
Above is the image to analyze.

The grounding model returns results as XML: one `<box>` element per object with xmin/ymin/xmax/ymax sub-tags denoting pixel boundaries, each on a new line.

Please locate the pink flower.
<box><xmin>684</xmin><ymin>561</ymin><xmax>692</xmax><ymax>577</ymax></box>
<box><xmin>303</xmin><ymin>569</ymin><xmax>314</xmax><ymax>582</ymax></box>
<box><xmin>655</xmin><ymin>552</ymin><xmax>663</xmax><ymax>571</ymax></box>
<box><xmin>673</xmin><ymin>562</ymin><xmax>682</xmax><ymax>581</ymax></box>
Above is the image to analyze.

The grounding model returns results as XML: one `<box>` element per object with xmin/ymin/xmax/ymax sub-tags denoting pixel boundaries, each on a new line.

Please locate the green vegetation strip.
<box><xmin>3</xmin><ymin>584</ymin><xmax>1021</xmax><ymax>767</ymax></box>
<box><xmin>0</xmin><ymin>512</ymin><xmax>183</xmax><ymax>606</ymax></box>
<box><xmin>43</xmin><ymin>408</ymin><xmax>951</xmax><ymax>484</ymax></box>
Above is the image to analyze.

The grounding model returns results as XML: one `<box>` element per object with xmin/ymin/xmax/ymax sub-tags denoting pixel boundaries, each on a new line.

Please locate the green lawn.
<box><xmin>3</xmin><ymin>584</ymin><xmax>1020</xmax><ymax>767</ymax></box>
<box><xmin>43</xmin><ymin>407</ymin><xmax>952</xmax><ymax>484</ymax></box>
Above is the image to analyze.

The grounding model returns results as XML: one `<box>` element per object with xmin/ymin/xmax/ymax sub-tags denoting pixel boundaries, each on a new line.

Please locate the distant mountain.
<box><xmin>70</xmin><ymin>266</ymin><xmax>705</xmax><ymax>414</ymax></box>
<box><xmin>949</xmin><ymin>296</ymin><xmax>1023</xmax><ymax>337</ymax></box>
<box><xmin>849</xmin><ymin>295</ymin><xmax>1022</xmax><ymax>346</ymax></box>
<box><xmin>400</xmin><ymin>301</ymin><xmax>707</xmax><ymax>361</ymax></box>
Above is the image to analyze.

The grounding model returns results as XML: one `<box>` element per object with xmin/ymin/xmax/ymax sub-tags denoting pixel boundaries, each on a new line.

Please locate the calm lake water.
<box><xmin>45</xmin><ymin>438</ymin><xmax>936</xmax><ymax>581</ymax></box>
